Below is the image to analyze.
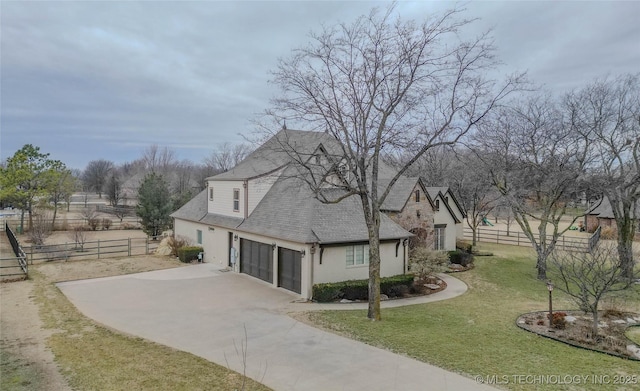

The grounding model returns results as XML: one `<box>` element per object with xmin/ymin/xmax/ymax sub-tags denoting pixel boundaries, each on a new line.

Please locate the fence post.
<box><xmin>128</xmin><ymin>238</ymin><xmax>131</xmax><ymax>257</ymax></box>
<box><xmin>145</xmin><ymin>237</ymin><xmax>149</xmax><ymax>254</ymax></box>
<box><xmin>98</xmin><ymin>239</ymin><xmax>100</xmax><ymax>259</ymax></box>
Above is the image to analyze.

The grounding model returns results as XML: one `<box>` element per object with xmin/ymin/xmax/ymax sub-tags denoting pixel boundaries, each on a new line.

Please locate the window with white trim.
<box><xmin>196</xmin><ymin>229</ymin><xmax>203</xmax><ymax>245</ymax></box>
<box><xmin>209</xmin><ymin>187</ymin><xmax>214</xmax><ymax>201</ymax></box>
<box><xmin>233</xmin><ymin>189</ymin><xmax>240</xmax><ymax>212</ymax></box>
<box><xmin>346</xmin><ymin>244</ymin><xmax>369</xmax><ymax>266</ymax></box>
<box><xmin>434</xmin><ymin>225</ymin><xmax>446</xmax><ymax>250</ymax></box>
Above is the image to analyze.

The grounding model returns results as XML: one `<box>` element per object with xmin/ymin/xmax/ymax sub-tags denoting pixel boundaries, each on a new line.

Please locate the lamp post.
<box><xmin>546</xmin><ymin>281</ymin><xmax>554</xmax><ymax>329</ymax></box>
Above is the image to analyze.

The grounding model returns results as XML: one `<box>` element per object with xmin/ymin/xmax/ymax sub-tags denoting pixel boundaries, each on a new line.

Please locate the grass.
<box><xmin>306</xmin><ymin>243</ymin><xmax>640</xmax><ymax>391</ymax></box>
<box><xmin>27</xmin><ymin>260</ymin><xmax>272</xmax><ymax>391</ymax></box>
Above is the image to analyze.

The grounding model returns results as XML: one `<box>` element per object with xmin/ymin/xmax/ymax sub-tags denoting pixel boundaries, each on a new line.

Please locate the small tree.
<box><xmin>136</xmin><ymin>173</ymin><xmax>172</xmax><ymax>239</ymax></box>
<box><xmin>548</xmin><ymin>243</ymin><xmax>635</xmax><ymax>338</ymax></box>
<box><xmin>409</xmin><ymin>246</ymin><xmax>449</xmax><ymax>280</ymax></box>
<box><xmin>28</xmin><ymin>209</ymin><xmax>52</xmax><ymax>246</ymax></box>
<box><xmin>67</xmin><ymin>226</ymin><xmax>90</xmax><ymax>251</ymax></box>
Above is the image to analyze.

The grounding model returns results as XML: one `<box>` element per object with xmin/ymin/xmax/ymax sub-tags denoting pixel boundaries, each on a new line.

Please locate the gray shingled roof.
<box><xmin>207</xmin><ymin>129</ymin><xmax>341</xmax><ymax>181</ymax></box>
<box><xmin>588</xmin><ymin>197</ymin><xmax>640</xmax><ymax>219</ymax></box>
<box><xmin>236</xmin><ymin>174</ymin><xmax>411</xmax><ymax>244</ymax></box>
<box><xmin>170</xmin><ymin>189</ymin><xmax>208</xmax><ymax>221</ymax></box>
<box><xmin>170</xmin><ymin>189</ymin><xmax>244</xmax><ymax>229</ymax></box>
<box><xmin>379</xmin><ymin>177</ymin><xmax>420</xmax><ymax>212</ymax></box>
<box><xmin>176</xmin><ymin>129</ymin><xmax>412</xmax><ymax>244</ymax></box>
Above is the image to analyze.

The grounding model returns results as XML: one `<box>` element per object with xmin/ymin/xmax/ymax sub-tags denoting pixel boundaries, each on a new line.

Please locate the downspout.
<box><xmin>243</xmin><ymin>180</ymin><xmax>249</xmax><ymax>219</ymax></box>
<box><xmin>309</xmin><ymin>243</ymin><xmax>318</xmax><ymax>301</ymax></box>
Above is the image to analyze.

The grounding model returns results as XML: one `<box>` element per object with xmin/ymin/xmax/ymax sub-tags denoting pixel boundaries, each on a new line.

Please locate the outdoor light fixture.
<box><xmin>233</xmin><ymin>234</ymin><xmax>238</xmax><ymax>241</ymax></box>
<box><xmin>301</xmin><ymin>249</ymin><xmax>306</xmax><ymax>257</ymax></box>
<box><xmin>546</xmin><ymin>281</ymin><xmax>554</xmax><ymax>329</ymax></box>
<box><xmin>271</xmin><ymin>242</ymin><xmax>277</xmax><ymax>250</ymax></box>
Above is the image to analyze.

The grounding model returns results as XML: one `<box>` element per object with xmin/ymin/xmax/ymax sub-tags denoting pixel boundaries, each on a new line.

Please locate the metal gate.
<box><xmin>240</xmin><ymin>239</ymin><xmax>273</xmax><ymax>283</ymax></box>
<box><xmin>278</xmin><ymin>247</ymin><xmax>301</xmax><ymax>294</ymax></box>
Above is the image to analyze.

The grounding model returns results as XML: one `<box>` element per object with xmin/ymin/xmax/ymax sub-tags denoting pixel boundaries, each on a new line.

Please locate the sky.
<box><xmin>2</xmin><ymin>1</ymin><xmax>639</xmax><ymax>171</ymax></box>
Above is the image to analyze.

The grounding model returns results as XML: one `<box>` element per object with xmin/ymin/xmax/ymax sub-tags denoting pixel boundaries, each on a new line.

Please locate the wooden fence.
<box><xmin>23</xmin><ymin>237</ymin><xmax>159</xmax><ymax>264</ymax></box>
<box><xmin>463</xmin><ymin>226</ymin><xmax>601</xmax><ymax>252</ymax></box>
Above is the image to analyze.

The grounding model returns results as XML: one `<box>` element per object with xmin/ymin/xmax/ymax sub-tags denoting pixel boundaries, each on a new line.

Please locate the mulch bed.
<box><xmin>517</xmin><ymin>310</ymin><xmax>640</xmax><ymax>361</ymax></box>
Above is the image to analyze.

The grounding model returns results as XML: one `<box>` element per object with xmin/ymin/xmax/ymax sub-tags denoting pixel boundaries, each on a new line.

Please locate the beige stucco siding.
<box><xmin>173</xmin><ymin>218</ymin><xmax>230</xmax><ymax>266</ymax></box>
<box><xmin>207</xmin><ymin>180</ymin><xmax>245</xmax><ymax>217</ymax></box>
<box><xmin>313</xmin><ymin>241</ymin><xmax>406</xmax><ymax>285</ymax></box>
<box><xmin>433</xmin><ymin>206</ymin><xmax>457</xmax><ymax>251</ymax></box>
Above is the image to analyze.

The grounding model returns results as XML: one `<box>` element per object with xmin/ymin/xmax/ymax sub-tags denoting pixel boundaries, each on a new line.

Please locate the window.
<box><xmin>415</xmin><ymin>190</ymin><xmax>420</xmax><ymax>202</ymax></box>
<box><xmin>209</xmin><ymin>187</ymin><xmax>214</xmax><ymax>201</ymax></box>
<box><xmin>196</xmin><ymin>229</ymin><xmax>203</xmax><ymax>245</ymax></box>
<box><xmin>233</xmin><ymin>189</ymin><xmax>240</xmax><ymax>212</ymax></box>
<box><xmin>434</xmin><ymin>199</ymin><xmax>440</xmax><ymax>211</ymax></box>
<box><xmin>346</xmin><ymin>244</ymin><xmax>369</xmax><ymax>266</ymax></box>
<box><xmin>434</xmin><ymin>224</ymin><xmax>446</xmax><ymax>250</ymax></box>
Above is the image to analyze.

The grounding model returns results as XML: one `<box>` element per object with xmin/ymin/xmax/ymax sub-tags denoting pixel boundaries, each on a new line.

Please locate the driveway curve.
<box><xmin>58</xmin><ymin>264</ymin><xmax>495</xmax><ymax>391</ymax></box>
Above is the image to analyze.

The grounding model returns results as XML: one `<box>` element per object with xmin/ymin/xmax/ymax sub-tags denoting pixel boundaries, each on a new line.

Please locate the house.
<box><xmin>586</xmin><ymin>197</ymin><xmax>640</xmax><ymax>238</ymax></box>
<box><xmin>171</xmin><ymin>129</ymin><xmax>465</xmax><ymax>299</ymax></box>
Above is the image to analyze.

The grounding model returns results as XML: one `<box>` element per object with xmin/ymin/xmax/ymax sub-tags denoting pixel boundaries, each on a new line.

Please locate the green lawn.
<box><xmin>307</xmin><ymin>243</ymin><xmax>640</xmax><ymax>391</ymax></box>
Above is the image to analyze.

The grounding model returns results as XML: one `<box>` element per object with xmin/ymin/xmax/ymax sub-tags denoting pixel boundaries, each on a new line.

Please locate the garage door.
<box><xmin>278</xmin><ymin>247</ymin><xmax>301</xmax><ymax>294</ymax></box>
<box><xmin>240</xmin><ymin>239</ymin><xmax>273</xmax><ymax>283</ymax></box>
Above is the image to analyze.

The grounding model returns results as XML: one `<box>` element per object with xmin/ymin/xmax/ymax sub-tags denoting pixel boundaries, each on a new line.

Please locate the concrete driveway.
<box><xmin>58</xmin><ymin>264</ymin><xmax>495</xmax><ymax>391</ymax></box>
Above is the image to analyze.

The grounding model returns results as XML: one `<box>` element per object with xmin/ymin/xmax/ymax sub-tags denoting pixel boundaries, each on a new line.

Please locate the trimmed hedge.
<box><xmin>312</xmin><ymin>274</ymin><xmax>415</xmax><ymax>302</ymax></box>
<box><xmin>177</xmin><ymin>246</ymin><xmax>203</xmax><ymax>263</ymax></box>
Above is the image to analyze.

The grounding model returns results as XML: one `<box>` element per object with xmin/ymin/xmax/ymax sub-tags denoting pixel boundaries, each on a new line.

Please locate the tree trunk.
<box><xmin>536</xmin><ymin>252</ymin><xmax>547</xmax><ymax>280</ymax></box>
<box><xmin>367</xmin><ymin>230</ymin><xmax>382</xmax><ymax>321</ymax></box>
<box><xmin>616</xmin><ymin>216</ymin><xmax>636</xmax><ymax>281</ymax></box>
<box><xmin>51</xmin><ymin>204</ymin><xmax>58</xmax><ymax>231</ymax></box>
<box><xmin>592</xmin><ymin>309</ymin><xmax>599</xmax><ymax>338</ymax></box>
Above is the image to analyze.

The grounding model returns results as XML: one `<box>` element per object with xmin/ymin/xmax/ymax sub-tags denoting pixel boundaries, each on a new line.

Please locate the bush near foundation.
<box><xmin>312</xmin><ymin>274</ymin><xmax>415</xmax><ymax>302</ymax></box>
<box><xmin>177</xmin><ymin>246</ymin><xmax>203</xmax><ymax>263</ymax></box>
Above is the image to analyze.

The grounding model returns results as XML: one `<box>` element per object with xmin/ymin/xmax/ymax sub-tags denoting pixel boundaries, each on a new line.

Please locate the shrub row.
<box><xmin>177</xmin><ymin>246</ymin><xmax>203</xmax><ymax>263</ymax></box>
<box><xmin>312</xmin><ymin>274</ymin><xmax>415</xmax><ymax>302</ymax></box>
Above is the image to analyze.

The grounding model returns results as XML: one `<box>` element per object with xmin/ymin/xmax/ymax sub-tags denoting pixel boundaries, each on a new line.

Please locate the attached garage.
<box><xmin>240</xmin><ymin>239</ymin><xmax>273</xmax><ymax>283</ymax></box>
<box><xmin>277</xmin><ymin>247</ymin><xmax>302</xmax><ymax>294</ymax></box>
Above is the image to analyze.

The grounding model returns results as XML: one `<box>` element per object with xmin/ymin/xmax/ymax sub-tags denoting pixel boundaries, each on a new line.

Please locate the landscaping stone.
<box><xmin>613</xmin><ymin>319</ymin><xmax>627</xmax><ymax>324</ymax></box>
<box><xmin>340</xmin><ymin>299</ymin><xmax>352</xmax><ymax>303</ymax></box>
<box><xmin>564</xmin><ymin>316</ymin><xmax>577</xmax><ymax>323</ymax></box>
<box><xmin>626</xmin><ymin>318</ymin><xmax>637</xmax><ymax>324</ymax></box>
<box><xmin>424</xmin><ymin>284</ymin><xmax>440</xmax><ymax>290</ymax></box>
<box><xmin>380</xmin><ymin>294</ymin><xmax>389</xmax><ymax>301</ymax></box>
<box><xmin>627</xmin><ymin>345</ymin><xmax>640</xmax><ymax>359</ymax></box>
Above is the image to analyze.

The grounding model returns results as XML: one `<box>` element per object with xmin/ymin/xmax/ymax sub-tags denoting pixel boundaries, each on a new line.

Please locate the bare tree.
<box><xmin>476</xmin><ymin>95</ymin><xmax>590</xmax><ymax>280</ymax></box>
<box><xmin>142</xmin><ymin>144</ymin><xmax>176</xmax><ymax>175</ymax></box>
<box><xmin>105</xmin><ymin>172</ymin><xmax>124</xmax><ymax>207</ymax></box>
<box><xmin>548</xmin><ymin>243</ymin><xmax>635</xmax><ymax>337</ymax></box>
<box><xmin>565</xmin><ymin>73</ymin><xmax>640</xmax><ymax>280</ymax></box>
<box><xmin>82</xmin><ymin>159</ymin><xmax>114</xmax><ymax>198</ymax></box>
<box><xmin>28</xmin><ymin>208</ymin><xmax>52</xmax><ymax>246</ymax></box>
<box><xmin>449</xmin><ymin>152</ymin><xmax>501</xmax><ymax>246</ymax></box>
<box><xmin>67</xmin><ymin>225</ymin><xmax>90</xmax><ymax>251</ymax></box>
<box><xmin>204</xmin><ymin>143</ymin><xmax>252</xmax><ymax>173</ymax></box>
<box><xmin>267</xmin><ymin>4</ymin><xmax>524</xmax><ymax>320</ymax></box>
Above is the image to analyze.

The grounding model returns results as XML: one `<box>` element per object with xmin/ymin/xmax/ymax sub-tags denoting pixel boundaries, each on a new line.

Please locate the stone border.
<box><xmin>515</xmin><ymin>311</ymin><xmax>640</xmax><ymax>361</ymax></box>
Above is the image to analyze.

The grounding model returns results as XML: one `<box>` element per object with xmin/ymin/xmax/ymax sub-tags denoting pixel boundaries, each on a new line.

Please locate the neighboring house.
<box><xmin>586</xmin><ymin>197</ymin><xmax>640</xmax><ymax>237</ymax></box>
<box><xmin>172</xmin><ymin>129</ymin><xmax>462</xmax><ymax>300</ymax></box>
<box><xmin>425</xmin><ymin>187</ymin><xmax>466</xmax><ymax>247</ymax></box>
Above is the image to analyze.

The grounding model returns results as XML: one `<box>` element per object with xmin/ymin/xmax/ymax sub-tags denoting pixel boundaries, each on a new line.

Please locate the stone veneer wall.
<box><xmin>386</xmin><ymin>186</ymin><xmax>435</xmax><ymax>247</ymax></box>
